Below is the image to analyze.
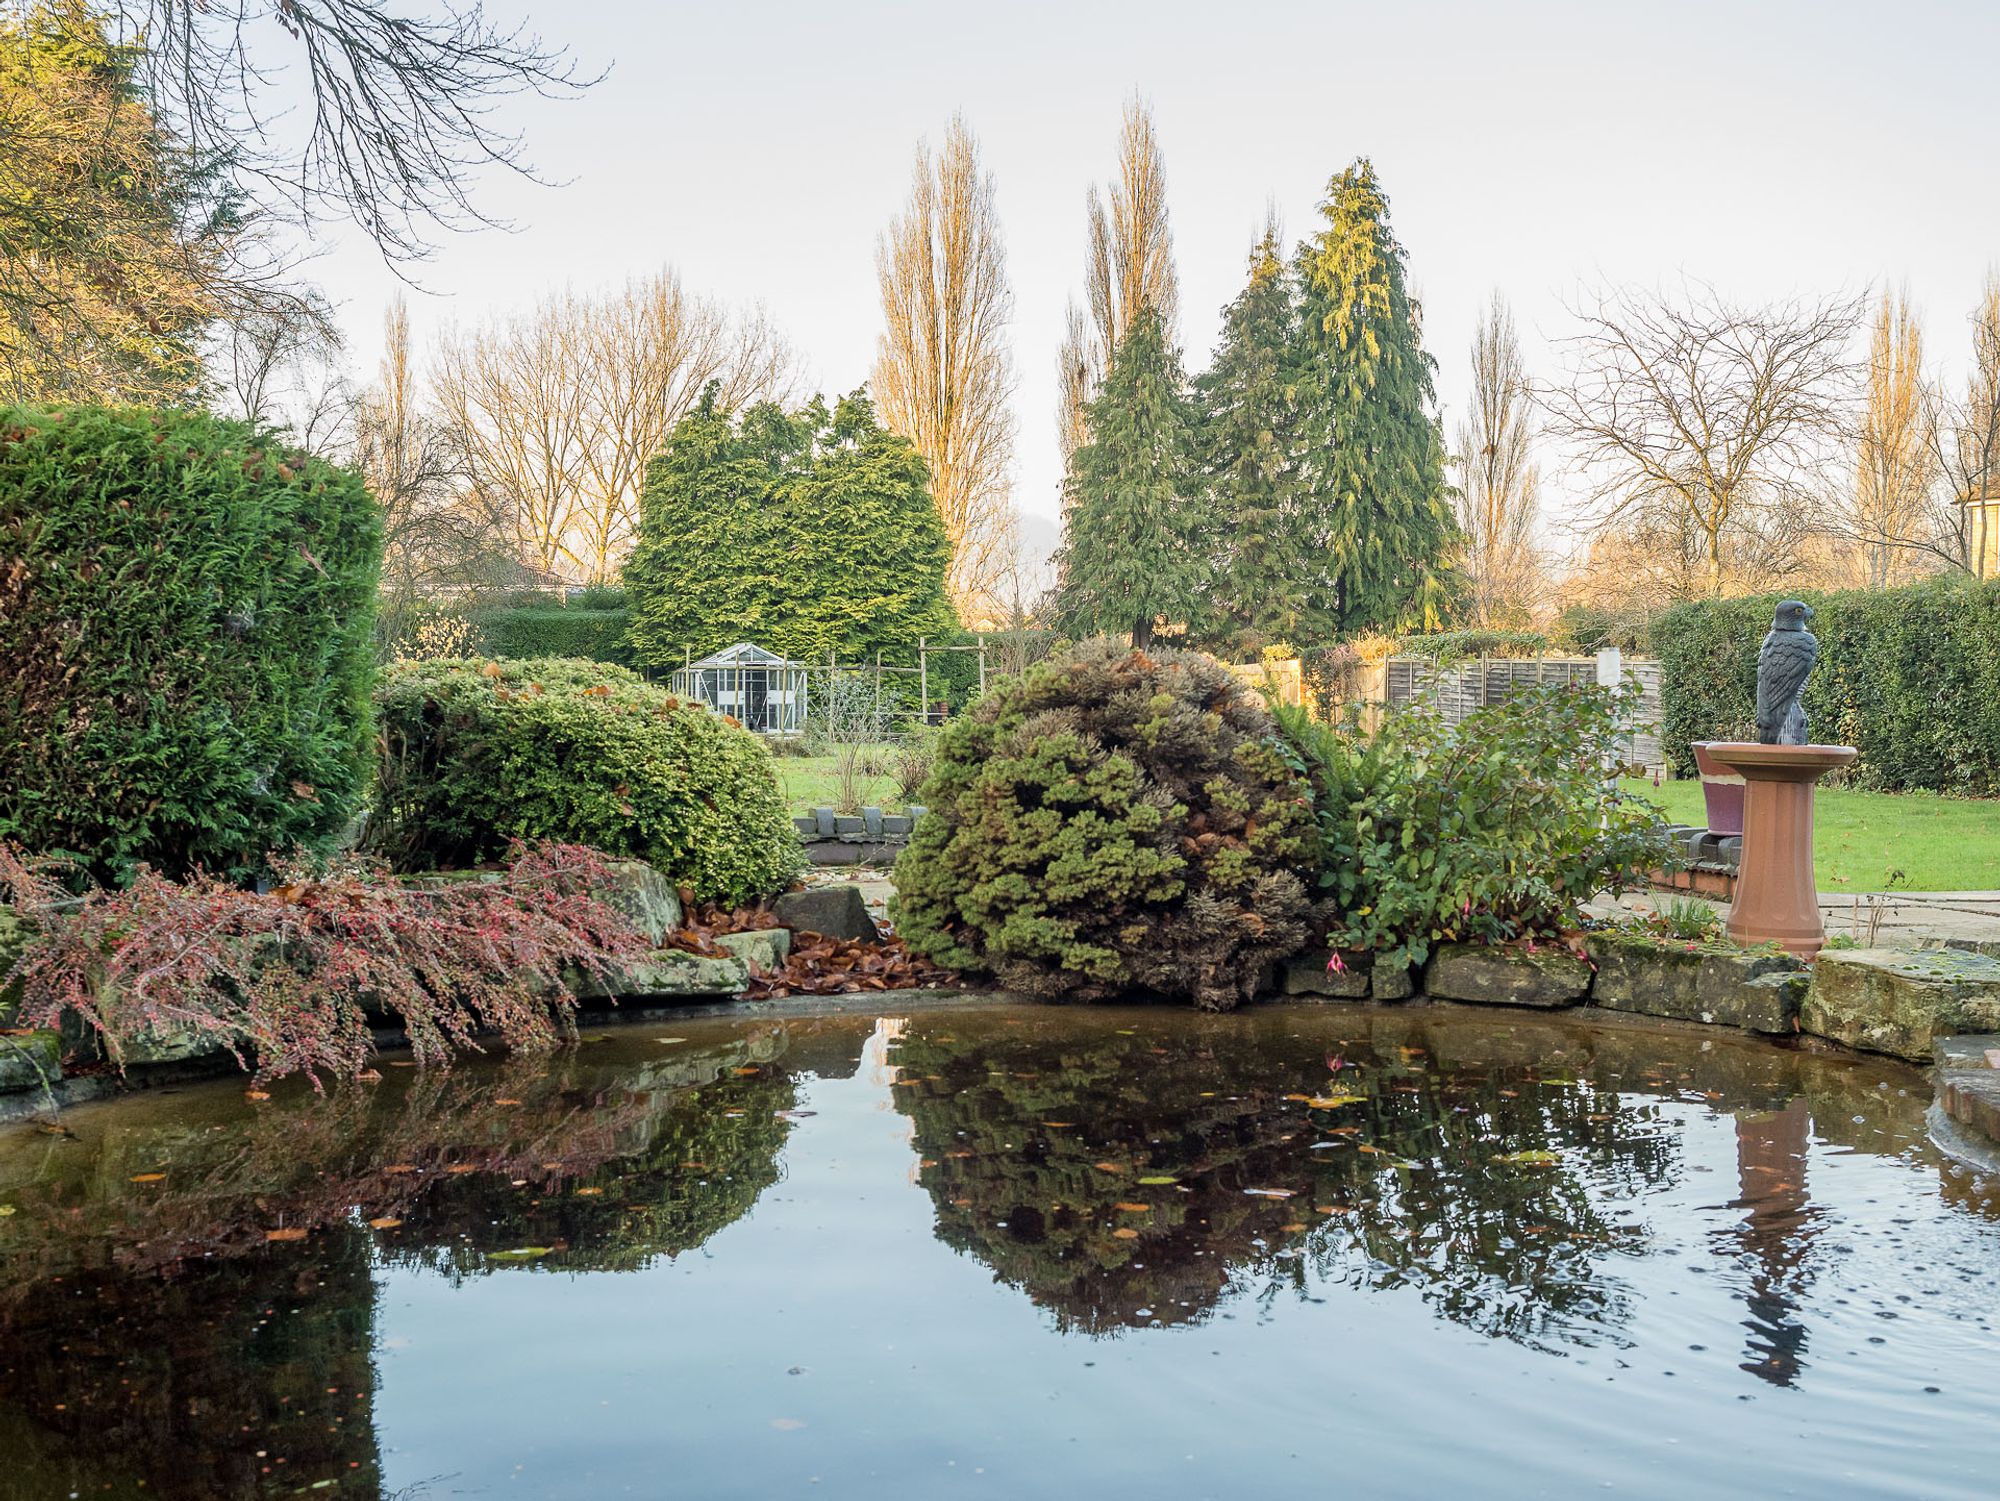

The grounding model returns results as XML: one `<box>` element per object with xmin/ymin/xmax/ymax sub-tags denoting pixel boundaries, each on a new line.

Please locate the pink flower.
<box><xmin>1327</xmin><ymin>951</ymin><xmax>1347</xmax><ymax>974</ymax></box>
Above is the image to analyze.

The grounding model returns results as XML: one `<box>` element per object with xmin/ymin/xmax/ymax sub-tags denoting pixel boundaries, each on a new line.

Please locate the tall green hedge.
<box><xmin>1655</xmin><ymin>576</ymin><xmax>2000</xmax><ymax>794</ymax></box>
<box><xmin>0</xmin><ymin>405</ymin><xmax>381</xmax><ymax>881</ymax></box>
<box><xmin>369</xmin><ymin>657</ymin><xmax>804</xmax><ymax>905</ymax></box>
<box><xmin>469</xmin><ymin>606</ymin><xmax>633</xmax><ymax>666</ymax></box>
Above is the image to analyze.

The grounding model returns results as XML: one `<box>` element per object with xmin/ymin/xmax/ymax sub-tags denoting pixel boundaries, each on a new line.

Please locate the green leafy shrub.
<box><xmin>1654</xmin><ymin>576</ymin><xmax>2000</xmax><ymax>793</ymax></box>
<box><xmin>0</xmin><ymin>405</ymin><xmax>381</xmax><ymax>882</ymax></box>
<box><xmin>892</xmin><ymin>639</ymin><xmax>1318</xmax><ymax>1010</ymax></box>
<box><xmin>1395</xmin><ymin>628</ymin><xmax>1549</xmax><ymax>664</ymax></box>
<box><xmin>369</xmin><ymin>657</ymin><xmax>804</xmax><ymax>905</ymax></box>
<box><xmin>467</xmin><ymin>605</ymin><xmax>633</xmax><ymax>666</ymax></box>
<box><xmin>1274</xmin><ymin>685</ymin><xmax>1673</xmax><ymax>970</ymax></box>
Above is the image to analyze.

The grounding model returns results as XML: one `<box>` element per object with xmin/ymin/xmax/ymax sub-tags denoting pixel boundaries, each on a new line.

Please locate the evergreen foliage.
<box><xmin>1275</xmin><ymin>688</ymin><xmax>1672</xmax><ymax>971</ymax></box>
<box><xmin>1053</xmin><ymin>308</ymin><xmax>1209</xmax><ymax>649</ymax></box>
<box><xmin>1196</xmin><ymin>225</ymin><xmax>1301</xmax><ymax>647</ymax></box>
<box><xmin>369</xmin><ymin>657</ymin><xmax>805</xmax><ymax>905</ymax></box>
<box><xmin>1654</xmin><ymin>576</ymin><xmax>2000</xmax><ymax>794</ymax></box>
<box><xmin>624</xmin><ymin>386</ymin><xmax>956</xmax><ymax>668</ymax></box>
<box><xmin>892</xmin><ymin>639</ymin><xmax>1318</xmax><ymax>1010</ymax></box>
<box><xmin>0</xmin><ymin>3</ymin><xmax>239</xmax><ymax>403</ymax></box>
<box><xmin>1290</xmin><ymin>159</ymin><xmax>1460</xmax><ymax>637</ymax></box>
<box><xmin>469</xmin><ymin>605</ymin><xmax>633</xmax><ymax>666</ymax></box>
<box><xmin>0</xmin><ymin>404</ymin><xmax>381</xmax><ymax>883</ymax></box>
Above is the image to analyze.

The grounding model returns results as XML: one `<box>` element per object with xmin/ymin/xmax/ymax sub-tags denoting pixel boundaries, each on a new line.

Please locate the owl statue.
<box><xmin>1755</xmin><ymin>600</ymin><xmax>1818</xmax><ymax>745</ymax></box>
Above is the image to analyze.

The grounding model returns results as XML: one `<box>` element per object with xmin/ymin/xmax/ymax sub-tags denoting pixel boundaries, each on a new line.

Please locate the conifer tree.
<box><xmin>1197</xmin><ymin>220</ymin><xmax>1301</xmax><ymax>647</ymax></box>
<box><xmin>1055</xmin><ymin>307</ymin><xmax>1208</xmax><ymax>649</ymax></box>
<box><xmin>1291</xmin><ymin>159</ymin><xmax>1459</xmax><ymax>635</ymax></box>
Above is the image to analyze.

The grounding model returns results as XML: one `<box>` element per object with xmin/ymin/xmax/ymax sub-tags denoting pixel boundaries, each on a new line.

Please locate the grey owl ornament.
<box><xmin>1755</xmin><ymin>600</ymin><xmax>1818</xmax><ymax>745</ymax></box>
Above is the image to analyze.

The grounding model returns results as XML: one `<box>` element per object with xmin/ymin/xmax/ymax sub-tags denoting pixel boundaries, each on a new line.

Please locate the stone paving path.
<box><xmin>1601</xmin><ymin>889</ymin><xmax>2000</xmax><ymax>950</ymax></box>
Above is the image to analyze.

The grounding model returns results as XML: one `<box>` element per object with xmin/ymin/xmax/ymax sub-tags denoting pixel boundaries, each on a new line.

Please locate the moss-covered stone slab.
<box><xmin>572</xmin><ymin>950</ymin><xmax>749</xmax><ymax>1001</ymax></box>
<box><xmin>1371</xmin><ymin>958</ymin><xmax>1415</xmax><ymax>1001</ymax></box>
<box><xmin>1586</xmin><ymin>932</ymin><xmax>1805</xmax><ymax>1033</ymax></box>
<box><xmin>714</xmin><ymin>928</ymin><xmax>792</xmax><ymax>973</ymax></box>
<box><xmin>1424</xmin><ymin>944</ymin><xmax>1592</xmax><ymax>1008</ymax></box>
<box><xmin>1803</xmin><ymin>949</ymin><xmax>2000</xmax><ymax>1062</ymax></box>
<box><xmin>0</xmin><ymin>1029</ymin><xmax>60</xmax><ymax>1093</ymax></box>
<box><xmin>1278</xmin><ymin>952</ymin><xmax>1369</xmax><ymax>1000</ymax></box>
<box><xmin>1940</xmin><ymin>1070</ymin><xmax>2000</xmax><ymax>1150</ymax></box>
<box><xmin>593</xmin><ymin>861</ymin><xmax>684</xmax><ymax>946</ymax></box>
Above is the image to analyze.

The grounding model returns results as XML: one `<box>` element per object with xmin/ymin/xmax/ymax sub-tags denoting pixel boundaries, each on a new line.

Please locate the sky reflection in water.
<box><xmin>0</xmin><ymin>1003</ymin><xmax>1995</xmax><ymax>1500</ymax></box>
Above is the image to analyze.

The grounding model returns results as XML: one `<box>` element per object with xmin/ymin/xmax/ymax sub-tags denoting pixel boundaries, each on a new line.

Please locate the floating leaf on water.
<box><xmin>244</xmin><ymin>1089</ymin><xmax>271</xmax><ymax>1102</ymax></box>
<box><xmin>1282</xmin><ymin>1222</ymin><xmax>1307</xmax><ymax>1232</ymax></box>
<box><xmin>487</xmin><ymin>1246</ymin><xmax>555</xmax><ymax>1262</ymax></box>
<box><xmin>0</xmin><ymin>1205</ymin><xmax>15</xmax><ymax>1216</ymax></box>
<box><xmin>494</xmin><ymin>1098</ymin><xmax>522</xmax><ymax>1106</ymax></box>
<box><xmin>129</xmin><ymin>1172</ymin><xmax>167</xmax><ymax>1183</ymax></box>
<box><xmin>1113</xmin><ymin>1202</ymin><xmax>1153</xmax><ymax>1213</ymax></box>
<box><xmin>1494</xmin><ymin>1149</ymin><xmax>1561</xmax><ymax>1166</ymax></box>
<box><xmin>1092</xmin><ymin>1161</ymin><xmax>1125</xmax><ymax>1173</ymax></box>
<box><xmin>383</xmin><ymin>1164</ymin><xmax>417</xmax><ymax>1174</ymax></box>
<box><xmin>575</xmin><ymin>1186</ymin><xmax>605</xmax><ymax>1196</ymax></box>
<box><xmin>1305</xmin><ymin>1095</ymin><xmax>1363</xmax><ymax>1109</ymax></box>
<box><xmin>1137</xmin><ymin>1175</ymin><xmax>1178</xmax><ymax>1186</ymax></box>
<box><xmin>265</xmin><ymin>1227</ymin><xmax>308</xmax><ymax>1242</ymax></box>
<box><xmin>1244</xmin><ymin>1187</ymin><xmax>1295</xmax><ymax>1199</ymax></box>
<box><xmin>1111</xmin><ymin>1227</ymin><xmax>1140</xmax><ymax>1240</ymax></box>
<box><xmin>1041</xmin><ymin>1121</ymin><xmax>1076</xmax><ymax>1129</ymax></box>
<box><xmin>654</xmin><ymin>1037</ymin><xmax>687</xmax><ymax>1045</ymax></box>
<box><xmin>367</xmin><ymin>1217</ymin><xmax>402</xmax><ymax>1230</ymax></box>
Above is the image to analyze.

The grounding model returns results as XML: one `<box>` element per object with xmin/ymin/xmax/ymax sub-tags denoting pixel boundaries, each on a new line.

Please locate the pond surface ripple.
<box><xmin>0</xmin><ymin>1003</ymin><xmax>1995</xmax><ymax>1499</ymax></box>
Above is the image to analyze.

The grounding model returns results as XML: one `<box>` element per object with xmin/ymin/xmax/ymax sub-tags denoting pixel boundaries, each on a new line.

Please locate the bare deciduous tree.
<box><xmin>1845</xmin><ymin>289</ymin><xmax>1937</xmax><ymax>587</ymax></box>
<box><xmin>1538</xmin><ymin>281</ymin><xmax>1861</xmax><ymax>596</ymax></box>
<box><xmin>873</xmin><ymin>115</ymin><xmax>1018</xmax><ymax>616</ymax></box>
<box><xmin>1927</xmin><ymin>275</ymin><xmax>2000</xmax><ymax>579</ymax></box>
<box><xmin>110</xmin><ymin>1</ymin><xmax>593</xmax><ymax>262</ymax></box>
<box><xmin>433</xmin><ymin>271</ymin><xmax>794</xmax><ymax>581</ymax></box>
<box><xmin>1454</xmin><ymin>292</ymin><xmax>1541</xmax><ymax>625</ymax></box>
<box><xmin>1056</xmin><ymin>95</ymin><xmax>1177</xmax><ymax>475</ymax></box>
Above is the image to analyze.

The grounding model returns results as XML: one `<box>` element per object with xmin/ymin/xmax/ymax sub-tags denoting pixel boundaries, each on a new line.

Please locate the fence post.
<box><xmin>1595</xmin><ymin>646</ymin><xmax>1625</xmax><ymax>772</ymax></box>
<box><xmin>977</xmin><ymin>635</ymin><xmax>987</xmax><ymax>696</ymax></box>
<box><xmin>918</xmin><ymin>637</ymin><xmax>928</xmax><ymax>727</ymax></box>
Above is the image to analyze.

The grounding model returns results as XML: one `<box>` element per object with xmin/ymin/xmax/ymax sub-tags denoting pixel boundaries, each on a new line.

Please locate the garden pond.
<box><xmin>0</xmin><ymin>1001</ymin><xmax>1996</xmax><ymax>1499</ymax></box>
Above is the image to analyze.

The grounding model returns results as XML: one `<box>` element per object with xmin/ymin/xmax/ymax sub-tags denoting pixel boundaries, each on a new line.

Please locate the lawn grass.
<box><xmin>1632</xmin><ymin>777</ymin><xmax>2000</xmax><ymax>893</ymax></box>
<box><xmin>771</xmin><ymin>749</ymin><xmax>907</xmax><ymax>817</ymax></box>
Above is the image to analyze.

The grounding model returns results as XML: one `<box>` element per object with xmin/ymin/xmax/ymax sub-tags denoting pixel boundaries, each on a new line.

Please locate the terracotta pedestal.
<box><xmin>1700</xmin><ymin>743</ymin><xmax>1857</xmax><ymax>958</ymax></box>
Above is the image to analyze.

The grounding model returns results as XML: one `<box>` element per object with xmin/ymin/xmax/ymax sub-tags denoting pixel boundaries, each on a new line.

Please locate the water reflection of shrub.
<box><xmin>888</xmin><ymin>1015</ymin><xmax>1680</xmax><ymax>1349</ymax></box>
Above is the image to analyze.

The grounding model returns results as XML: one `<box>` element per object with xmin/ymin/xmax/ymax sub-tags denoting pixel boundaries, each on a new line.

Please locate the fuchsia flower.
<box><xmin>1327</xmin><ymin>951</ymin><xmax>1347</xmax><ymax>974</ymax></box>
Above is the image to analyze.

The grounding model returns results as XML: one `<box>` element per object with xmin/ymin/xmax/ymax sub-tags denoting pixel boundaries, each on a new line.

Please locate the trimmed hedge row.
<box><xmin>469</xmin><ymin>606</ymin><xmax>633</xmax><ymax>667</ymax></box>
<box><xmin>0</xmin><ymin>405</ymin><xmax>381</xmax><ymax>882</ymax></box>
<box><xmin>369</xmin><ymin>657</ymin><xmax>804</xmax><ymax>906</ymax></box>
<box><xmin>1655</xmin><ymin>575</ymin><xmax>2000</xmax><ymax>794</ymax></box>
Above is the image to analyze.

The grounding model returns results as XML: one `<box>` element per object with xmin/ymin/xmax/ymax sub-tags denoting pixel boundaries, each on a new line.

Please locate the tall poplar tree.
<box><xmin>1197</xmin><ymin>219</ymin><xmax>1302</xmax><ymax>647</ymax></box>
<box><xmin>1055</xmin><ymin>307</ymin><xmax>1207</xmax><ymax>649</ymax></box>
<box><xmin>1292</xmin><ymin>158</ymin><xmax>1458</xmax><ymax>635</ymax></box>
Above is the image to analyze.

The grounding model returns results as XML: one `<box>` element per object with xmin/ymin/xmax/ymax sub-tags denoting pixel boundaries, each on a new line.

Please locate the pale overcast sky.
<box><xmin>307</xmin><ymin>0</ymin><xmax>2000</xmax><ymax>569</ymax></box>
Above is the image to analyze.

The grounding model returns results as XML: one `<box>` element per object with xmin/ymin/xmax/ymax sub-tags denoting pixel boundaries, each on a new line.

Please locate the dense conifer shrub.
<box><xmin>892</xmin><ymin>639</ymin><xmax>1318</xmax><ymax>1010</ymax></box>
<box><xmin>1274</xmin><ymin>687</ymin><xmax>1673</xmax><ymax>970</ymax></box>
<box><xmin>0</xmin><ymin>405</ymin><xmax>381</xmax><ymax>882</ymax></box>
<box><xmin>1654</xmin><ymin>576</ymin><xmax>2000</xmax><ymax>794</ymax></box>
<box><xmin>369</xmin><ymin>657</ymin><xmax>803</xmax><ymax>905</ymax></box>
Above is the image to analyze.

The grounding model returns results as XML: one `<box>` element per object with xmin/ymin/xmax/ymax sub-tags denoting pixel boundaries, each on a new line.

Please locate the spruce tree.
<box><xmin>1292</xmin><ymin>159</ymin><xmax>1460</xmax><ymax>635</ymax></box>
<box><xmin>1197</xmin><ymin>222</ymin><xmax>1302</xmax><ymax>648</ymax></box>
<box><xmin>1055</xmin><ymin>306</ymin><xmax>1208</xmax><ymax>649</ymax></box>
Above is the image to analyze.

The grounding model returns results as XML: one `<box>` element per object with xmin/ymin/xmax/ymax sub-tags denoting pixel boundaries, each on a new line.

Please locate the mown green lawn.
<box><xmin>772</xmin><ymin>750</ymin><xmax>908</xmax><ymax>816</ymax></box>
<box><xmin>1633</xmin><ymin>777</ymin><xmax>2000</xmax><ymax>893</ymax></box>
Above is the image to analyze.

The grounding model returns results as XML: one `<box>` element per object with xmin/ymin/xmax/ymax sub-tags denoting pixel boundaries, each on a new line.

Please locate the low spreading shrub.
<box><xmin>1274</xmin><ymin>685</ymin><xmax>1673</xmax><ymax>970</ymax></box>
<box><xmin>1394</xmin><ymin>628</ymin><xmax>1550</xmax><ymax>664</ymax></box>
<box><xmin>0</xmin><ymin>405</ymin><xmax>381</xmax><ymax>882</ymax></box>
<box><xmin>369</xmin><ymin>657</ymin><xmax>804</xmax><ymax>906</ymax></box>
<box><xmin>0</xmin><ymin>840</ymin><xmax>652</xmax><ymax>1081</ymax></box>
<box><xmin>1654</xmin><ymin>575</ymin><xmax>2000</xmax><ymax>794</ymax></box>
<box><xmin>892</xmin><ymin>639</ymin><xmax>1318</xmax><ymax>1010</ymax></box>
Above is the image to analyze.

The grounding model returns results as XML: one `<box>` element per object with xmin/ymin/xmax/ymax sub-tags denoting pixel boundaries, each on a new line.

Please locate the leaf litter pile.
<box><xmin>665</xmin><ymin>897</ymin><xmax>961</xmax><ymax>998</ymax></box>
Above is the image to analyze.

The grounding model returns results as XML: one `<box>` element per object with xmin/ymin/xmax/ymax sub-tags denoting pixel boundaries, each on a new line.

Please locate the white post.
<box><xmin>1596</xmin><ymin>645</ymin><xmax>1626</xmax><ymax>774</ymax></box>
<box><xmin>918</xmin><ymin>637</ymin><xmax>929</xmax><ymax>727</ymax></box>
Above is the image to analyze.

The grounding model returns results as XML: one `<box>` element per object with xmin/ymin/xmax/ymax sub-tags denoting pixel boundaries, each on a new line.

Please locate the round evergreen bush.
<box><xmin>369</xmin><ymin>657</ymin><xmax>805</xmax><ymax>906</ymax></box>
<box><xmin>0</xmin><ymin>405</ymin><xmax>381</xmax><ymax>882</ymax></box>
<box><xmin>892</xmin><ymin>639</ymin><xmax>1319</xmax><ymax>1010</ymax></box>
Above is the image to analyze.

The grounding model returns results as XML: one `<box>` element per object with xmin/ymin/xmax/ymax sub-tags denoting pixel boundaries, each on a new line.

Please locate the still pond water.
<box><xmin>0</xmin><ymin>1002</ymin><xmax>1996</xmax><ymax>1499</ymax></box>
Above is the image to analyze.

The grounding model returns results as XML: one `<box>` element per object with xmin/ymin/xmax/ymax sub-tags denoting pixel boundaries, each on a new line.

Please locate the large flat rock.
<box><xmin>1587</xmin><ymin>932</ymin><xmax>1805</xmax><ymax>1034</ymax></box>
<box><xmin>1803</xmin><ymin>949</ymin><xmax>2000</xmax><ymax>1062</ymax></box>
<box><xmin>570</xmin><ymin>950</ymin><xmax>749</xmax><ymax>1001</ymax></box>
<box><xmin>1425</xmin><ymin>943</ymin><xmax>1592</xmax><ymax>1009</ymax></box>
<box><xmin>1278</xmin><ymin>952</ymin><xmax>1369</xmax><ymax>1000</ymax></box>
<box><xmin>774</xmin><ymin>886</ymin><xmax>881</xmax><ymax>944</ymax></box>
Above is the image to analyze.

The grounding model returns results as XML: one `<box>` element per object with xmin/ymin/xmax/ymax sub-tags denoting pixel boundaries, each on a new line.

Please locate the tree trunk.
<box><xmin>1132</xmin><ymin>617</ymin><xmax>1154</xmax><ymax>651</ymax></box>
